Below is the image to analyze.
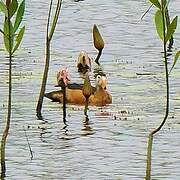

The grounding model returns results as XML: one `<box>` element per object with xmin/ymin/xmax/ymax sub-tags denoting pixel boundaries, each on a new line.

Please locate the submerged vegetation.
<box><xmin>0</xmin><ymin>0</ymin><xmax>25</xmax><ymax>177</ymax></box>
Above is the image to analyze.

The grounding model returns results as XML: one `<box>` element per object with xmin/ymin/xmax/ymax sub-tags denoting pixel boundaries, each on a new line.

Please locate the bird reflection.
<box><xmin>62</xmin><ymin>123</ymin><xmax>69</xmax><ymax>135</ymax></box>
<box><xmin>81</xmin><ymin>115</ymin><xmax>94</xmax><ymax>136</ymax></box>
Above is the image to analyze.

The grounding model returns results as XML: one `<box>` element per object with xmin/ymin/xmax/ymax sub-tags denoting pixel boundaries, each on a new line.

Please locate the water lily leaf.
<box><xmin>9</xmin><ymin>0</ymin><xmax>18</xmax><ymax>18</ymax></box>
<box><xmin>0</xmin><ymin>1</ymin><xmax>8</xmax><ymax>17</ymax></box>
<box><xmin>165</xmin><ymin>16</ymin><xmax>178</xmax><ymax>43</ymax></box>
<box><xmin>14</xmin><ymin>0</ymin><xmax>25</xmax><ymax>33</ymax></box>
<box><xmin>12</xmin><ymin>26</ymin><xmax>25</xmax><ymax>54</ymax></box>
<box><xmin>3</xmin><ymin>19</ymin><xmax>14</xmax><ymax>53</ymax></box>
<box><xmin>155</xmin><ymin>10</ymin><xmax>164</xmax><ymax>41</ymax></box>
<box><xmin>149</xmin><ymin>0</ymin><xmax>161</xmax><ymax>9</ymax></box>
<box><xmin>169</xmin><ymin>50</ymin><xmax>180</xmax><ymax>74</ymax></box>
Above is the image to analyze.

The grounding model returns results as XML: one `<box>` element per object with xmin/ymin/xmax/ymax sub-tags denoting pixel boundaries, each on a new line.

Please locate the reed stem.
<box><xmin>1</xmin><ymin>6</ymin><xmax>12</xmax><ymax>178</ymax></box>
<box><xmin>146</xmin><ymin>1</ymin><xmax>169</xmax><ymax>179</ymax></box>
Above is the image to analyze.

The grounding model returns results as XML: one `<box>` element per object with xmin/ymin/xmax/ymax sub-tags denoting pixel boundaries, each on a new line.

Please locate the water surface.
<box><xmin>0</xmin><ymin>0</ymin><xmax>180</xmax><ymax>179</ymax></box>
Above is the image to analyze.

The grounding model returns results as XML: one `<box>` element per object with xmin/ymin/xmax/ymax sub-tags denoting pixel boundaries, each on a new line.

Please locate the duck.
<box><xmin>45</xmin><ymin>69</ymin><xmax>112</xmax><ymax>106</ymax></box>
<box><xmin>77</xmin><ymin>51</ymin><xmax>91</xmax><ymax>73</ymax></box>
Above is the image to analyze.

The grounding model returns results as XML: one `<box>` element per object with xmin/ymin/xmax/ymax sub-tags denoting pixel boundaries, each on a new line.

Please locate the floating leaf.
<box><xmin>0</xmin><ymin>1</ymin><xmax>8</xmax><ymax>17</ymax></box>
<box><xmin>165</xmin><ymin>16</ymin><xmax>178</xmax><ymax>43</ymax></box>
<box><xmin>155</xmin><ymin>10</ymin><xmax>164</xmax><ymax>40</ymax></box>
<box><xmin>12</xmin><ymin>26</ymin><xmax>25</xmax><ymax>54</ymax></box>
<box><xmin>149</xmin><ymin>0</ymin><xmax>161</xmax><ymax>9</ymax></box>
<box><xmin>169</xmin><ymin>50</ymin><xmax>180</xmax><ymax>74</ymax></box>
<box><xmin>9</xmin><ymin>0</ymin><xmax>18</xmax><ymax>18</ymax></box>
<box><xmin>93</xmin><ymin>24</ymin><xmax>104</xmax><ymax>50</ymax></box>
<box><xmin>14</xmin><ymin>0</ymin><xmax>25</xmax><ymax>33</ymax></box>
<box><xmin>3</xmin><ymin>19</ymin><xmax>14</xmax><ymax>53</ymax></box>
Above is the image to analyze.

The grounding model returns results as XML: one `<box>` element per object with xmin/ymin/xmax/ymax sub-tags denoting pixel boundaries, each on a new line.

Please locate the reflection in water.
<box><xmin>62</xmin><ymin>123</ymin><xmax>69</xmax><ymax>135</ymax></box>
<box><xmin>81</xmin><ymin>116</ymin><xmax>94</xmax><ymax>136</ymax></box>
<box><xmin>23</xmin><ymin>128</ymin><xmax>34</xmax><ymax>160</ymax></box>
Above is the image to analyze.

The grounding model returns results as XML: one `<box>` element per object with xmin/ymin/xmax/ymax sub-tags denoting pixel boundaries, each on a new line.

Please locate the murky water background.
<box><xmin>0</xmin><ymin>0</ymin><xmax>180</xmax><ymax>179</ymax></box>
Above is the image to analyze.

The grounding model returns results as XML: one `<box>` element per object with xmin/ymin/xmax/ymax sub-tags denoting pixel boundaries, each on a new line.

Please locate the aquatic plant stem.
<box><xmin>141</xmin><ymin>4</ymin><xmax>153</xmax><ymax>20</ymax></box>
<box><xmin>146</xmin><ymin>134</ymin><xmax>153</xmax><ymax>180</ymax></box>
<box><xmin>62</xmin><ymin>87</ymin><xmax>67</xmax><ymax>124</ymax></box>
<box><xmin>95</xmin><ymin>49</ymin><xmax>102</xmax><ymax>65</ymax></box>
<box><xmin>1</xmin><ymin>6</ymin><xmax>12</xmax><ymax>177</ymax></box>
<box><xmin>146</xmin><ymin>1</ymin><xmax>169</xmax><ymax>179</ymax></box>
<box><xmin>36</xmin><ymin>0</ymin><xmax>62</xmax><ymax>117</ymax></box>
<box><xmin>151</xmin><ymin>0</ymin><xmax>169</xmax><ymax>135</ymax></box>
<box><xmin>36</xmin><ymin>39</ymin><xmax>50</xmax><ymax>118</ymax></box>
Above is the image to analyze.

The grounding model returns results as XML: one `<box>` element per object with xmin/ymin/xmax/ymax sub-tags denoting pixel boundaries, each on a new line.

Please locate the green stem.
<box><xmin>36</xmin><ymin>0</ymin><xmax>52</xmax><ymax>117</ymax></box>
<box><xmin>49</xmin><ymin>0</ymin><xmax>62</xmax><ymax>41</ymax></box>
<box><xmin>95</xmin><ymin>49</ymin><xmax>102</xmax><ymax>65</ymax></box>
<box><xmin>151</xmin><ymin>0</ymin><xmax>169</xmax><ymax>135</ymax></box>
<box><xmin>36</xmin><ymin>39</ymin><xmax>50</xmax><ymax>118</ymax></box>
<box><xmin>36</xmin><ymin>0</ymin><xmax>62</xmax><ymax>117</ymax></box>
<box><xmin>1</xmin><ymin>7</ymin><xmax>12</xmax><ymax>178</ymax></box>
<box><xmin>145</xmin><ymin>2</ymin><xmax>169</xmax><ymax>179</ymax></box>
<box><xmin>146</xmin><ymin>134</ymin><xmax>153</xmax><ymax>180</ymax></box>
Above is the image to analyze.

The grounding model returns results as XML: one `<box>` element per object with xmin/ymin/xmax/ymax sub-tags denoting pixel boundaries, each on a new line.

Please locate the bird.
<box><xmin>77</xmin><ymin>51</ymin><xmax>91</xmax><ymax>73</ymax></box>
<box><xmin>45</xmin><ymin>70</ymin><xmax>112</xmax><ymax>106</ymax></box>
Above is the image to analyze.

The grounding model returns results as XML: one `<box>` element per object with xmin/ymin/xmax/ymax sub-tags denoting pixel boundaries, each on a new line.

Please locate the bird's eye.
<box><xmin>96</xmin><ymin>75</ymin><xmax>101</xmax><ymax>79</ymax></box>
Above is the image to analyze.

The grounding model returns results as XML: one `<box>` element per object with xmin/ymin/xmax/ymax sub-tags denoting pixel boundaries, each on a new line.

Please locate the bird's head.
<box><xmin>56</xmin><ymin>68</ymin><xmax>70</xmax><ymax>87</ymax></box>
<box><xmin>77</xmin><ymin>51</ymin><xmax>91</xmax><ymax>73</ymax></box>
<box><xmin>96</xmin><ymin>74</ymin><xmax>107</xmax><ymax>90</ymax></box>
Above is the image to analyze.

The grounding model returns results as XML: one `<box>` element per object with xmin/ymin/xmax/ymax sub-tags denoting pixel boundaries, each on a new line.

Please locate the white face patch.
<box><xmin>96</xmin><ymin>75</ymin><xmax>107</xmax><ymax>89</ymax></box>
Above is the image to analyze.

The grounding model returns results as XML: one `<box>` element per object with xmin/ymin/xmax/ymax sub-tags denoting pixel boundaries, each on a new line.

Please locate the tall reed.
<box><xmin>36</xmin><ymin>0</ymin><xmax>62</xmax><ymax>118</ymax></box>
<box><xmin>0</xmin><ymin>0</ymin><xmax>25</xmax><ymax>177</ymax></box>
<box><xmin>145</xmin><ymin>0</ymin><xmax>179</xmax><ymax>179</ymax></box>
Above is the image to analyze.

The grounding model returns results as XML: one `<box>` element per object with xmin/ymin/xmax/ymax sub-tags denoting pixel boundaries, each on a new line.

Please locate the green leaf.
<box><xmin>165</xmin><ymin>16</ymin><xmax>178</xmax><ymax>43</ymax></box>
<box><xmin>9</xmin><ymin>0</ymin><xmax>18</xmax><ymax>18</ymax></box>
<box><xmin>149</xmin><ymin>0</ymin><xmax>161</xmax><ymax>9</ymax></box>
<box><xmin>12</xmin><ymin>26</ymin><xmax>25</xmax><ymax>54</ymax></box>
<box><xmin>155</xmin><ymin>10</ymin><xmax>164</xmax><ymax>40</ymax></box>
<box><xmin>14</xmin><ymin>0</ymin><xmax>25</xmax><ymax>33</ymax></box>
<box><xmin>169</xmin><ymin>50</ymin><xmax>180</xmax><ymax>74</ymax></box>
<box><xmin>0</xmin><ymin>1</ymin><xmax>8</xmax><ymax>17</ymax></box>
<box><xmin>3</xmin><ymin>19</ymin><xmax>14</xmax><ymax>53</ymax></box>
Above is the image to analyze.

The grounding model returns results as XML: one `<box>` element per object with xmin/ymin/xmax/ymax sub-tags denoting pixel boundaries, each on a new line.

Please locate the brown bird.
<box><xmin>77</xmin><ymin>51</ymin><xmax>91</xmax><ymax>73</ymax></box>
<box><xmin>45</xmin><ymin>70</ymin><xmax>112</xmax><ymax>106</ymax></box>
